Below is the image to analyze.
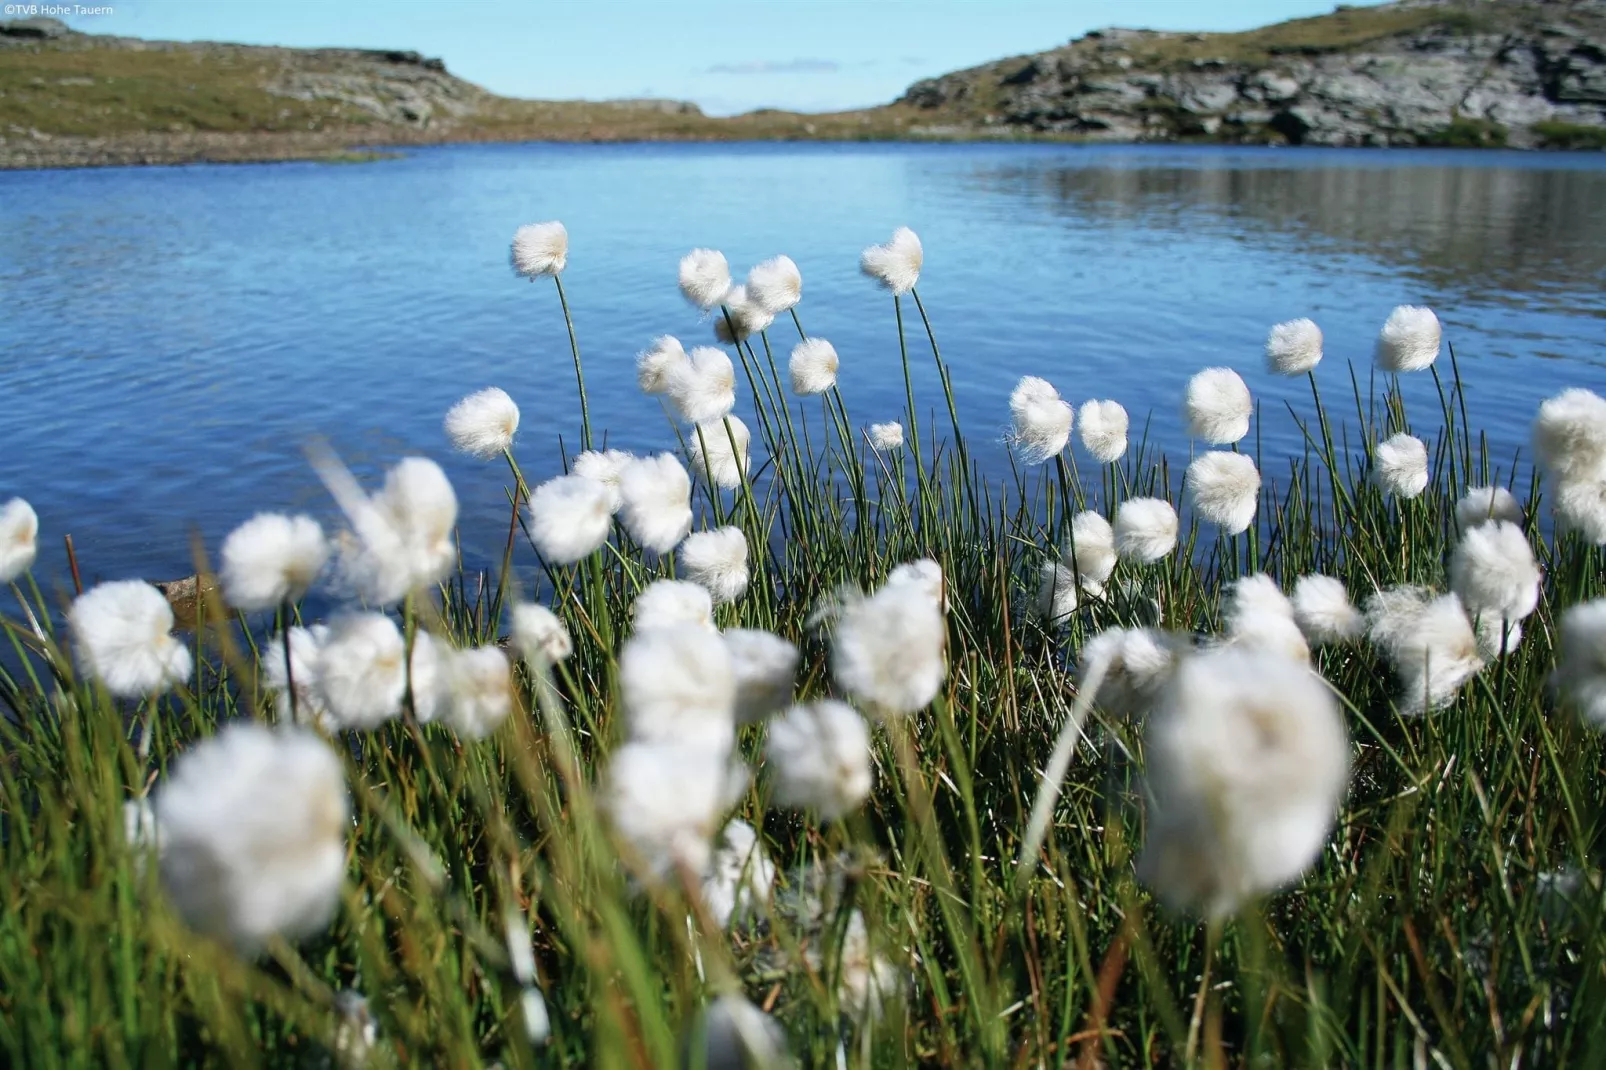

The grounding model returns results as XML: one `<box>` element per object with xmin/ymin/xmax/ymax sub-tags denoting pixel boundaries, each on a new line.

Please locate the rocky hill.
<box><xmin>899</xmin><ymin>0</ymin><xmax>1606</xmax><ymax>148</ymax></box>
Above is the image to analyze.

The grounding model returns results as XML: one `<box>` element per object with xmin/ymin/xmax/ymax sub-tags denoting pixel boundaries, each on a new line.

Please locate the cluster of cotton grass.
<box><xmin>9</xmin><ymin>214</ymin><xmax>1606</xmax><ymax>1065</ymax></box>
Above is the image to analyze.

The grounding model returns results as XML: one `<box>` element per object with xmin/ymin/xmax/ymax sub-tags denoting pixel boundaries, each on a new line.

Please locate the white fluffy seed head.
<box><xmin>1184</xmin><ymin>367</ymin><xmax>1253</xmax><ymax>445</ymax></box>
<box><xmin>1290</xmin><ymin>575</ymin><xmax>1364</xmax><ymax>647</ymax></box>
<box><xmin>332</xmin><ymin>457</ymin><xmax>459</xmax><ymax>606</ymax></box>
<box><xmin>154</xmin><ymin>723</ymin><xmax>348</xmax><ymax>952</ymax></box>
<box><xmin>693</xmin><ymin>994</ymin><xmax>790</xmax><ymax>1068</ymax></box>
<box><xmin>633</xmin><ymin>579</ymin><xmax>716</xmax><ymax>634</ymax></box>
<box><xmin>701</xmin><ymin>820</ymin><xmax>777</xmax><ymax>929</ymax></box>
<box><xmin>724</xmin><ymin>628</ymin><xmax>799</xmax><ymax>724</ymax></box>
<box><xmin>1456</xmin><ymin>485</ymin><xmax>1523</xmax><ymax>530</ymax></box>
<box><xmin>1036</xmin><ymin>562</ymin><xmax>1086</xmax><ymax>625</ymax></box>
<box><xmin>1373</xmin><ymin>433</ymin><xmax>1430</xmax><ymax>499</ymax></box>
<box><xmin>68</xmin><ymin>580</ymin><xmax>193</xmax><ymax>699</ymax></box>
<box><xmin>868</xmin><ymin>422</ymin><xmax>904</xmax><ymax>451</ymax></box>
<box><xmin>1534</xmin><ymin>388</ymin><xmax>1606</xmax><ymax>485</ymax></box>
<box><xmin>1064</xmin><ymin>511</ymin><xmax>1117</xmax><ymax>586</ymax></box>
<box><xmin>1375</xmin><ymin>305</ymin><xmax>1441</xmax><ymax>372</ymax></box>
<box><xmin>1224</xmin><ymin>574</ymin><xmax>1309</xmax><ymax>664</ymax></box>
<box><xmin>1138</xmin><ymin>649</ymin><xmax>1349</xmax><ymax>917</ymax></box>
<box><xmin>765</xmin><ymin>700</ymin><xmax>873</xmax><ymax>820</ymax></box>
<box><xmin>510</xmin><ymin>221</ymin><xmax>568</xmax><ymax>278</ymax></box>
<box><xmin>1450</xmin><ymin>520</ymin><xmax>1541</xmax><ymax>623</ymax></box>
<box><xmin>603</xmin><ymin>741</ymin><xmax>735</xmax><ymax>881</ymax></box>
<box><xmin>1265</xmin><ymin>318</ymin><xmax>1323</xmax><ymax>375</ymax></box>
<box><xmin>1185</xmin><ymin>451</ymin><xmax>1261</xmax><ymax>534</ymax></box>
<box><xmin>315</xmin><ymin>613</ymin><xmax>406</xmax><ymax>729</ymax></box>
<box><xmin>637</xmin><ymin>335</ymin><xmax>689</xmax><ymax>396</ymax></box>
<box><xmin>619</xmin><ymin>453</ymin><xmax>694</xmax><ymax>553</ymax></box>
<box><xmin>220</xmin><ymin>513</ymin><xmax>329</xmax><ymax>611</ymax></box>
<box><xmin>789</xmin><ymin>338</ymin><xmax>839</xmax><ymax>395</ymax></box>
<box><xmin>527</xmin><ymin>474</ymin><xmax>613</xmax><ymax>565</ymax></box>
<box><xmin>712</xmin><ymin>284</ymin><xmax>775</xmax><ymax>342</ymax></box>
<box><xmin>512</xmin><ymin>603</ymin><xmax>572</xmax><ymax>666</ymax></box>
<box><xmin>1078</xmin><ymin>627</ymin><xmax>1181</xmax><ymax>720</ymax></box>
<box><xmin>745</xmin><ymin>255</ymin><xmax>802</xmax><ymax>315</ymax></box>
<box><xmin>831</xmin><ymin>578</ymin><xmax>947</xmax><ymax>717</ymax></box>
<box><xmin>688</xmin><ymin>416</ymin><xmax>752</xmax><ymax>490</ymax></box>
<box><xmin>678</xmin><ymin>249</ymin><xmax>732</xmax><ymax>311</ymax></box>
<box><xmin>1366</xmin><ymin>587</ymin><xmax>1484</xmax><ymax>713</ymax></box>
<box><xmin>1077</xmin><ymin>399</ymin><xmax>1129</xmax><ymax>463</ymax></box>
<box><xmin>860</xmin><ymin>226</ymin><xmax>923</xmax><ymax>295</ymax></box>
<box><xmin>1009</xmin><ymin>376</ymin><xmax>1074</xmax><ymax>465</ymax></box>
<box><xmin>1555</xmin><ymin>478</ymin><xmax>1606</xmax><ymax>544</ymax></box>
<box><xmin>443</xmin><ymin>646</ymin><xmax>513</xmax><ymax>740</ymax></box>
<box><xmin>667</xmin><ymin>346</ymin><xmax>738</xmax><ymax>424</ymax></box>
<box><xmin>444</xmin><ymin>387</ymin><xmax>520</xmax><ymax>459</ymax></box>
<box><xmin>679</xmin><ymin>526</ymin><xmax>750</xmax><ymax>603</ymax></box>
<box><xmin>619</xmin><ymin>627</ymin><xmax>736</xmax><ymax>752</ymax></box>
<box><xmin>1114</xmin><ymin>498</ymin><xmax>1179</xmax><ymax>563</ymax></box>
<box><xmin>263</xmin><ymin>624</ymin><xmax>332</xmax><ymax>727</ymax></box>
<box><xmin>887</xmin><ymin>557</ymin><xmax>947</xmax><ymax>614</ymax></box>
<box><xmin>0</xmin><ymin>497</ymin><xmax>38</xmax><ymax>582</ymax></box>
<box><xmin>570</xmin><ymin>449</ymin><xmax>634</xmax><ymax>513</ymax></box>
<box><xmin>1556</xmin><ymin>599</ymin><xmax>1606</xmax><ymax>728</ymax></box>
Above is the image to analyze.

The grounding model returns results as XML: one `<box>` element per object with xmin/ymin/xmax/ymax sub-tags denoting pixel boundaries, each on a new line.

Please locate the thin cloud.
<box><xmin>705</xmin><ymin>58</ymin><xmax>840</xmax><ymax>76</ymax></box>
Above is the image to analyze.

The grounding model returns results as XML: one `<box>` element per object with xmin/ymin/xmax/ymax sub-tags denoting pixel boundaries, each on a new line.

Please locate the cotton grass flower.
<box><xmin>1224</xmin><ymin>574</ymin><xmax>1309</xmax><ymax>664</ymax></box>
<box><xmin>1183</xmin><ymin>368</ymin><xmax>1252</xmax><ymax>445</ymax></box>
<box><xmin>724</xmin><ymin>629</ymin><xmax>798</xmax><ymax>724</ymax></box>
<box><xmin>1114</xmin><ymin>498</ymin><xmax>1179</xmax><ymax>563</ymax></box>
<box><xmin>527</xmin><ymin>474</ymin><xmax>613</xmax><ymax>565</ymax></box>
<box><xmin>1533</xmin><ymin>388</ymin><xmax>1606</xmax><ymax>484</ymax></box>
<box><xmin>263</xmin><ymin>624</ymin><xmax>331</xmax><ymax>726</ymax></box>
<box><xmin>1137</xmin><ymin>649</ymin><xmax>1349</xmax><ymax>917</ymax></box>
<box><xmin>679</xmin><ymin>526</ymin><xmax>749</xmax><ymax>603</ymax></box>
<box><xmin>619</xmin><ymin>453</ymin><xmax>694</xmax><ymax>552</ymax></box>
<box><xmin>1036</xmin><ymin>562</ymin><xmax>1086</xmax><ymax>625</ymax></box>
<box><xmin>1077</xmin><ymin>399</ymin><xmax>1128</xmax><ymax>462</ymax></box>
<box><xmin>1450</xmin><ymin>520</ymin><xmax>1541</xmax><ymax>625</ymax></box>
<box><xmin>443</xmin><ymin>387</ymin><xmax>519</xmax><ymax>459</ymax></box>
<box><xmin>0</xmin><ymin>497</ymin><xmax>38</xmax><ymax>582</ymax></box>
<box><xmin>745</xmin><ymin>255</ymin><xmax>802</xmax><ymax>315</ymax></box>
<box><xmin>68</xmin><ymin>580</ymin><xmax>192</xmax><ymax>698</ymax></box>
<box><xmin>679</xmin><ymin>249</ymin><xmax>732</xmax><ymax>311</ymax></box>
<box><xmin>1265</xmin><ymin>318</ymin><xmax>1323</xmax><ymax>375</ymax></box>
<box><xmin>219</xmin><ymin>513</ymin><xmax>329</xmax><ymax>611</ymax></box>
<box><xmin>153</xmin><ymin>723</ymin><xmax>347</xmax><ymax>952</ymax></box>
<box><xmin>1555</xmin><ymin>599</ymin><xmax>1606</xmax><ymax>728</ymax></box>
<box><xmin>868</xmin><ymin>422</ymin><xmax>904</xmax><ymax>451</ymax></box>
<box><xmin>620</xmin><ymin>626</ymin><xmax>736</xmax><ymax>751</ymax></box>
<box><xmin>512</xmin><ymin>603</ymin><xmax>571</xmax><ymax>666</ymax></box>
<box><xmin>633</xmin><ymin>579</ymin><xmax>716</xmax><ymax>633</ymax></box>
<box><xmin>570</xmin><ymin>449</ymin><xmax>634</xmax><ymax>513</ymax></box>
<box><xmin>603</xmin><ymin>741</ymin><xmax>733</xmax><ymax>881</ymax></box>
<box><xmin>1291</xmin><ymin>575</ymin><xmax>1364</xmax><ymax>647</ymax></box>
<box><xmin>1456</xmin><ymin>485</ymin><xmax>1523</xmax><ymax>530</ymax></box>
<box><xmin>314</xmin><ymin>613</ymin><xmax>408</xmax><ymax>728</ymax></box>
<box><xmin>789</xmin><ymin>338</ymin><xmax>839</xmax><ymax>395</ymax></box>
<box><xmin>1555</xmin><ymin>478</ymin><xmax>1606</xmax><ymax>543</ymax></box>
<box><xmin>688</xmin><ymin>416</ymin><xmax>751</xmax><ymax>490</ymax></box>
<box><xmin>1077</xmin><ymin>627</ymin><xmax>1180</xmax><ymax>720</ymax></box>
<box><xmin>712</xmin><ymin>284</ymin><xmax>775</xmax><ymax>343</ymax></box>
<box><xmin>690</xmin><ymin>995</ymin><xmax>790</xmax><ymax>1069</ymax></box>
<box><xmin>510</xmin><ymin>221</ymin><xmax>568</xmax><ymax>278</ymax></box>
<box><xmin>701</xmin><ymin>820</ymin><xmax>776</xmax><ymax>928</ymax></box>
<box><xmin>1375</xmin><ymin>305</ymin><xmax>1441</xmax><ymax>372</ymax></box>
<box><xmin>860</xmin><ymin>226</ymin><xmax>922</xmax><ymax>295</ymax></box>
<box><xmin>1009</xmin><ymin>376</ymin><xmax>1074</xmax><ymax>465</ymax></box>
<box><xmin>827</xmin><ymin>911</ymin><xmax>903</xmax><ymax>1025</ymax></box>
<box><xmin>765</xmin><ymin>700</ymin><xmax>873</xmax><ymax>820</ymax></box>
<box><xmin>888</xmin><ymin>557</ymin><xmax>947</xmax><ymax>615</ymax></box>
<box><xmin>831</xmin><ymin>577</ymin><xmax>946</xmax><ymax>716</ymax></box>
<box><xmin>637</xmin><ymin>335</ymin><xmax>689</xmax><ymax>395</ymax></box>
<box><xmin>1366</xmin><ymin>587</ymin><xmax>1484</xmax><ymax>713</ymax></box>
<box><xmin>1064</xmin><ymin>510</ymin><xmax>1118</xmax><ymax>586</ymax></box>
<box><xmin>667</xmin><ymin>346</ymin><xmax>738</xmax><ymax>425</ymax></box>
<box><xmin>443</xmin><ymin>646</ymin><xmax>513</xmax><ymax>740</ymax></box>
<box><xmin>323</xmin><ymin>456</ymin><xmax>458</xmax><ymax>606</ymax></box>
<box><xmin>1185</xmin><ymin>451</ymin><xmax>1261</xmax><ymax>534</ymax></box>
<box><xmin>1373</xmin><ymin>433</ymin><xmax>1429</xmax><ymax>499</ymax></box>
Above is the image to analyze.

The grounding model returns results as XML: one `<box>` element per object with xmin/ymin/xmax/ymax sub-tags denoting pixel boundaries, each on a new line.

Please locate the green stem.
<box><xmin>552</xmin><ymin>275</ymin><xmax>591</xmax><ymax>451</ymax></box>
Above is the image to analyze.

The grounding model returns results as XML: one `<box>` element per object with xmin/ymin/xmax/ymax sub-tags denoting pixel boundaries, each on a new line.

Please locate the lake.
<box><xmin>2</xmin><ymin>142</ymin><xmax>1604</xmax><ymax>591</ymax></box>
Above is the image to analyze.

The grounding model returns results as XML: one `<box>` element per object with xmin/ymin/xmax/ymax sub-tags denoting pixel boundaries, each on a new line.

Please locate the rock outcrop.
<box><xmin>899</xmin><ymin>0</ymin><xmax>1606</xmax><ymax>147</ymax></box>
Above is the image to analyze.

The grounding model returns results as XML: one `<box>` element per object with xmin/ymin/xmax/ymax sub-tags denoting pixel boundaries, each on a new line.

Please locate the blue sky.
<box><xmin>60</xmin><ymin>1</ymin><xmax>1388</xmax><ymax>116</ymax></box>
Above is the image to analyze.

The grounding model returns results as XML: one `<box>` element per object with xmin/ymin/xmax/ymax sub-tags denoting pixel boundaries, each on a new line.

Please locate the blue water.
<box><xmin>2</xmin><ymin>142</ymin><xmax>1604</xmax><ymax>588</ymax></box>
